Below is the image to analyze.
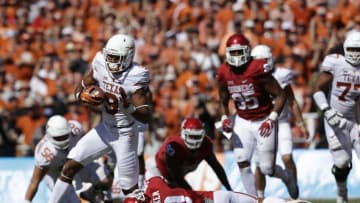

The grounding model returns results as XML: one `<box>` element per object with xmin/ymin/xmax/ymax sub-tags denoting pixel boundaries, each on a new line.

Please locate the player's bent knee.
<box><xmin>333</xmin><ymin>156</ymin><xmax>351</xmax><ymax>169</ymax></box>
<box><xmin>332</xmin><ymin>163</ymin><xmax>352</xmax><ymax>182</ymax></box>
<box><xmin>61</xmin><ymin>159</ymin><xmax>84</xmax><ymax>180</ymax></box>
<box><xmin>281</xmin><ymin>154</ymin><xmax>293</xmax><ymax>164</ymax></box>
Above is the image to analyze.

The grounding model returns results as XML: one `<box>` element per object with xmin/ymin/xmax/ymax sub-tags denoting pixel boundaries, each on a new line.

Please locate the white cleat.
<box><xmin>336</xmin><ymin>196</ymin><xmax>348</xmax><ymax>203</ymax></box>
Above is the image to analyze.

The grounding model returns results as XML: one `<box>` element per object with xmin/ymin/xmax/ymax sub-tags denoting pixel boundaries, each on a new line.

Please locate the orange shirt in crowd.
<box><xmin>16</xmin><ymin>113</ymin><xmax>46</xmax><ymax>145</ymax></box>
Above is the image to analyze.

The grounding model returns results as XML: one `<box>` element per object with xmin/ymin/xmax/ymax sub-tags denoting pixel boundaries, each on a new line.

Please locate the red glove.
<box><xmin>215</xmin><ymin>115</ymin><xmax>232</xmax><ymax>132</ymax></box>
<box><xmin>258</xmin><ymin>118</ymin><xmax>275</xmax><ymax>137</ymax></box>
<box><xmin>222</xmin><ymin>118</ymin><xmax>232</xmax><ymax>132</ymax></box>
<box><xmin>258</xmin><ymin>112</ymin><xmax>278</xmax><ymax>137</ymax></box>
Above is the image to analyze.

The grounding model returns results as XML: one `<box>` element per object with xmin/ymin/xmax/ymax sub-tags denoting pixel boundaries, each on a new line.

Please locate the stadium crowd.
<box><xmin>0</xmin><ymin>0</ymin><xmax>360</xmax><ymax>157</ymax></box>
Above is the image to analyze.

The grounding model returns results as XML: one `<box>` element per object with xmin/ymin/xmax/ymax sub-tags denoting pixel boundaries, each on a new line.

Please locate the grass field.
<box><xmin>307</xmin><ymin>199</ymin><xmax>360</xmax><ymax>203</ymax></box>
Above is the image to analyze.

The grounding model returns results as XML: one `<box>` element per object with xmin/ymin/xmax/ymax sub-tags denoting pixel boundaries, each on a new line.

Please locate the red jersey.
<box><xmin>145</xmin><ymin>177</ymin><xmax>213</xmax><ymax>203</ymax></box>
<box><xmin>216</xmin><ymin>59</ymin><xmax>274</xmax><ymax>120</ymax></box>
<box><xmin>155</xmin><ymin>135</ymin><xmax>213</xmax><ymax>181</ymax></box>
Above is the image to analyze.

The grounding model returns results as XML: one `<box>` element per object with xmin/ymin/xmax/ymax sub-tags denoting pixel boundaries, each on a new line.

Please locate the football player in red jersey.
<box><xmin>215</xmin><ymin>33</ymin><xmax>297</xmax><ymax>201</ymax></box>
<box><xmin>146</xmin><ymin>117</ymin><xmax>232</xmax><ymax>191</ymax></box>
<box><xmin>123</xmin><ymin>176</ymin><xmax>311</xmax><ymax>203</ymax></box>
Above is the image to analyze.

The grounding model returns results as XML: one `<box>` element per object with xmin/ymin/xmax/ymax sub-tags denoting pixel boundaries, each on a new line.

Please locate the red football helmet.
<box><xmin>181</xmin><ymin>118</ymin><xmax>205</xmax><ymax>150</ymax></box>
<box><xmin>123</xmin><ymin>189</ymin><xmax>147</xmax><ymax>203</ymax></box>
<box><xmin>225</xmin><ymin>33</ymin><xmax>251</xmax><ymax>67</ymax></box>
<box><xmin>123</xmin><ymin>197</ymin><xmax>146</xmax><ymax>203</ymax></box>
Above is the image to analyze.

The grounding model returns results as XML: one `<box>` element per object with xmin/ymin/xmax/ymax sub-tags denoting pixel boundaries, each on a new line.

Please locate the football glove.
<box><xmin>323</xmin><ymin>108</ymin><xmax>346</xmax><ymax>128</ymax></box>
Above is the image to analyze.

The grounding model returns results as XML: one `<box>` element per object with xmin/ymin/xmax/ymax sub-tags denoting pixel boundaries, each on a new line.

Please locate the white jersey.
<box><xmin>273</xmin><ymin>67</ymin><xmax>293</xmax><ymax>122</ymax></box>
<box><xmin>321</xmin><ymin>54</ymin><xmax>360</xmax><ymax>121</ymax></box>
<box><xmin>92</xmin><ymin>52</ymin><xmax>150</xmax><ymax>127</ymax></box>
<box><xmin>34</xmin><ymin>120</ymin><xmax>84</xmax><ymax>185</ymax></box>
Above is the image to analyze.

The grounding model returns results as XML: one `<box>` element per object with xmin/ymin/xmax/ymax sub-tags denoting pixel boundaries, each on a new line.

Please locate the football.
<box><xmin>79</xmin><ymin>85</ymin><xmax>105</xmax><ymax>105</ymax></box>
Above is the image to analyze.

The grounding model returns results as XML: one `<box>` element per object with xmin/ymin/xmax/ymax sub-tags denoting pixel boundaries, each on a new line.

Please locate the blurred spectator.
<box><xmin>1</xmin><ymin>0</ymin><xmax>357</xmax><ymax>156</ymax></box>
<box><xmin>15</xmin><ymin>104</ymin><xmax>47</xmax><ymax>156</ymax></box>
<box><xmin>0</xmin><ymin>110</ymin><xmax>20</xmax><ymax>156</ymax></box>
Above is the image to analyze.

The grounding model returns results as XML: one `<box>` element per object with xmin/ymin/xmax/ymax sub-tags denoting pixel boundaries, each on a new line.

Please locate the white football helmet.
<box><xmin>251</xmin><ymin>44</ymin><xmax>274</xmax><ymax>69</ymax></box>
<box><xmin>46</xmin><ymin>115</ymin><xmax>71</xmax><ymax>150</ymax></box>
<box><xmin>180</xmin><ymin>118</ymin><xmax>205</xmax><ymax>150</ymax></box>
<box><xmin>344</xmin><ymin>30</ymin><xmax>360</xmax><ymax>66</ymax></box>
<box><xmin>103</xmin><ymin>33</ymin><xmax>135</xmax><ymax>74</ymax></box>
<box><xmin>225</xmin><ymin>33</ymin><xmax>251</xmax><ymax>68</ymax></box>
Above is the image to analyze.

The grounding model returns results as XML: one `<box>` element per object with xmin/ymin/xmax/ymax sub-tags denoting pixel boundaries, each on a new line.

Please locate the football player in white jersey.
<box><xmin>49</xmin><ymin>33</ymin><xmax>152</xmax><ymax>203</ymax></box>
<box><xmin>313</xmin><ymin>30</ymin><xmax>360</xmax><ymax>203</ymax></box>
<box><xmin>251</xmin><ymin>45</ymin><xmax>309</xmax><ymax>199</ymax></box>
<box><xmin>24</xmin><ymin>115</ymin><xmax>113</xmax><ymax>203</ymax></box>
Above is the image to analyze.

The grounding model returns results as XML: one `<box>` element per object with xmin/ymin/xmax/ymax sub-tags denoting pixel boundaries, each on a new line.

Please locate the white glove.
<box><xmin>323</xmin><ymin>108</ymin><xmax>346</xmax><ymax>128</ymax></box>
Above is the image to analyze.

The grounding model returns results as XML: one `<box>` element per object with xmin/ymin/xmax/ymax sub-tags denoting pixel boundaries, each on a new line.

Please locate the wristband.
<box><xmin>81</xmin><ymin>80</ymin><xmax>86</xmax><ymax>88</ymax></box>
<box><xmin>313</xmin><ymin>91</ymin><xmax>329</xmax><ymax>111</ymax></box>
<box><xmin>24</xmin><ymin>200</ymin><xmax>31</xmax><ymax>203</ymax></box>
<box><xmin>221</xmin><ymin>115</ymin><xmax>228</xmax><ymax>121</ymax></box>
<box><xmin>269</xmin><ymin>111</ymin><xmax>278</xmax><ymax>121</ymax></box>
<box><xmin>75</xmin><ymin>92</ymin><xmax>80</xmax><ymax>100</ymax></box>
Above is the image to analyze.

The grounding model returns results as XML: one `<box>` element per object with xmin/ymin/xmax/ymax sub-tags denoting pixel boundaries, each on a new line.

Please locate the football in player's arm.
<box><xmin>49</xmin><ymin>33</ymin><xmax>152</xmax><ymax>203</ymax></box>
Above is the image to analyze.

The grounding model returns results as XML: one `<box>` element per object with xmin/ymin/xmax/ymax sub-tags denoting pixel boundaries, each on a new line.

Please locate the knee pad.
<box><xmin>333</xmin><ymin>150</ymin><xmax>351</xmax><ymax>168</ymax></box>
<box><xmin>234</xmin><ymin>148</ymin><xmax>250</xmax><ymax>163</ymax></box>
<box><xmin>332</xmin><ymin>163</ymin><xmax>352</xmax><ymax>182</ymax></box>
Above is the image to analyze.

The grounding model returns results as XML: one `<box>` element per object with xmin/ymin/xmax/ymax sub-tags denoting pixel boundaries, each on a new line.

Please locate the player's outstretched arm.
<box><xmin>284</xmin><ymin>85</ymin><xmax>309</xmax><ymax>139</ymax></box>
<box><xmin>24</xmin><ymin>166</ymin><xmax>48</xmax><ymax>202</ymax></box>
<box><xmin>164</xmin><ymin>149</ymin><xmax>192</xmax><ymax>190</ymax></box>
<box><xmin>206</xmin><ymin>153</ymin><xmax>232</xmax><ymax>191</ymax></box>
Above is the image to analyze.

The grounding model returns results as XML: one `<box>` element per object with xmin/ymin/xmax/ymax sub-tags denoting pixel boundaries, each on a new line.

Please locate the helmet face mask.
<box><xmin>103</xmin><ymin>34</ymin><xmax>135</xmax><ymax>75</ymax></box>
<box><xmin>180</xmin><ymin>118</ymin><xmax>205</xmax><ymax>150</ymax></box>
<box><xmin>46</xmin><ymin>115</ymin><xmax>71</xmax><ymax>150</ymax></box>
<box><xmin>250</xmin><ymin>44</ymin><xmax>274</xmax><ymax>69</ymax></box>
<box><xmin>344</xmin><ymin>31</ymin><xmax>360</xmax><ymax>66</ymax></box>
<box><xmin>225</xmin><ymin>34</ymin><xmax>251</xmax><ymax>68</ymax></box>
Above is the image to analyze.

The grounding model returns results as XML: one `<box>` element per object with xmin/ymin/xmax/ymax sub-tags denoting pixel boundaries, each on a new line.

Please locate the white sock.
<box><xmin>48</xmin><ymin>179</ymin><xmax>71</xmax><ymax>203</ymax></box>
<box><xmin>257</xmin><ymin>190</ymin><xmax>264</xmax><ymax>198</ymax></box>
<box><xmin>239</xmin><ymin>166</ymin><xmax>256</xmax><ymax>196</ymax></box>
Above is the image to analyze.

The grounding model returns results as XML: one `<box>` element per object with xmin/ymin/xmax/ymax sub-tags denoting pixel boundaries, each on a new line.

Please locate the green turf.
<box><xmin>307</xmin><ymin>199</ymin><xmax>360</xmax><ymax>203</ymax></box>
